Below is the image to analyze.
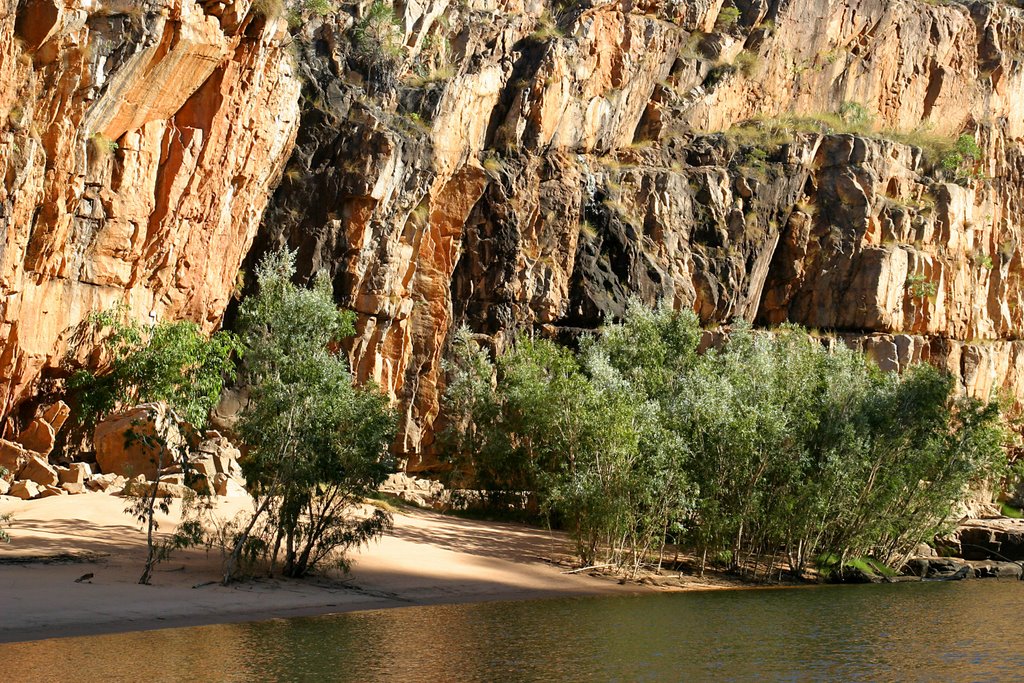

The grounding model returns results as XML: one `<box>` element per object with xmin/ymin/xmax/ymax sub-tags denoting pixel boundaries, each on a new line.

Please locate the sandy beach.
<box><xmin>0</xmin><ymin>492</ymin><xmax>734</xmax><ymax>644</ymax></box>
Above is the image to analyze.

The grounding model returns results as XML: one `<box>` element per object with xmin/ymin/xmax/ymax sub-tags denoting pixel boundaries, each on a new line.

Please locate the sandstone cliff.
<box><xmin>0</xmin><ymin>0</ymin><xmax>299</xmax><ymax>427</ymax></box>
<box><xmin>248</xmin><ymin>0</ymin><xmax>1024</xmax><ymax>468</ymax></box>
<box><xmin>4</xmin><ymin>0</ymin><xmax>1024</xmax><ymax>469</ymax></box>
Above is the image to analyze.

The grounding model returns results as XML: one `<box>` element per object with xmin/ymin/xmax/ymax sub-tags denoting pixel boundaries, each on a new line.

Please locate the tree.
<box><xmin>441</xmin><ymin>303</ymin><xmax>1010</xmax><ymax>579</ymax></box>
<box><xmin>68</xmin><ymin>308</ymin><xmax>238</xmax><ymax>428</ymax></box>
<box><xmin>68</xmin><ymin>309</ymin><xmax>237</xmax><ymax>584</ymax></box>
<box><xmin>441</xmin><ymin>313</ymin><xmax>694</xmax><ymax>572</ymax></box>
<box><xmin>224</xmin><ymin>249</ymin><xmax>396</xmax><ymax>581</ymax></box>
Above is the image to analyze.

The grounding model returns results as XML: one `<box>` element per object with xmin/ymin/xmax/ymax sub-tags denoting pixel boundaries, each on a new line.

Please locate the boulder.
<box><xmin>0</xmin><ymin>439</ymin><xmax>33</xmax><ymax>481</ymax></box>
<box><xmin>939</xmin><ymin>518</ymin><xmax>1024</xmax><ymax>561</ymax></box>
<box><xmin>379</xmin><ymin>472</ymin><xmax>447</xmax><ymax>508</ymax></box>
<box><xmin>0</xmin><ymin>479</ymin><xmax>9</xmax><ymax>495</ymax></box>
<box><xmin>40</xmin><ymin>401</ymin><xmax>71</xmax><ymax>433</ymax></box>
<box><xmin>58</xmin><ymin>462</ymin><xmax>92</xmax><ymax>485</ymax></box>
<box><xmin>213</xmin><ymin>472</ymin><xmax>248</xmax><ymax>497</ymax></box>
<box><xmin>193</xmin><ymin>433</ymin><xmax>246</xmax><ymax>495</ymax></box>
<box><xmin>189</xmin><ymin>457</ymin><xmax>217</xmax><ymax>480</ymax></box>
<box><xmin>8</xmin><ymin>480</ymin><xmax>42</xmax><ymax>500</ymax></box>
<box><xmin>94</xmin><ymin>403</ymin><xmax>197</xmax><ymax>479</ymax></box>
<box><xmin>61</xmin><ymin>482</ymin><xmax>86</xmax><ymax>495</ymax></box>
<box><xmin>37</xmin><ymin>485</ymin><xmax>64</xmax><ymax>498</ymax></box>
<box><xmin>161</xmin><ymin>473</ymin><xmax>185</xmax><ymax>486</ymax></box>
<box><xmin>14</xmin><ymin>400</ymin><xmax>71</xmax><ymax>455</ymax></box>
<box><xmin>913</xmin><ymin>542</ymin><xmax>937</xmax><ymax>558</ymax></box>
<box><xmin>143</xmin><ymin>481</ymin><xmax>191</xmax><ymax>498</ymax></box>
<box><xmin>199</xmin><ymin>435</ymin><xmax>244</xmax><ymax>479</ymax></box>
<box><xmin>904</xmin><ymin>557</ymin><xmax>973</xmax><ymax>580</ymax></box>
<box><xmin>20</xmin><ymin>454</ymin><xmax>59</xmax><ymax>486</ymax></box>
<box><xmin>86</xmin><ymin>473</ymin><xmax>126</xmax><ymax>492</ymax></box>
<box><xmin>969</xmin><ymin>560</ymin><xmax>1023</xmax><ymax>579</ymax></box>
<box><xmin>209</xmin><ymin>388</ymin><xmax>247</xmax><ymax>434</ymax></box>
<box><xmin>16</xmin><ymin>417</ymin><xmax>55</xmax><ymax>456</ymax></box>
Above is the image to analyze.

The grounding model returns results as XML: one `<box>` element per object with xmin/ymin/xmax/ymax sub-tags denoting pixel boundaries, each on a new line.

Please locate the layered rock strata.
<box><xmin>0</xmin><ymin>0</ymin><xmax>300</xmax><ymax>432</ymax></box>
<box><xmin>4</xmin><ymin>0</ymin><xmax>1024</xmax><ymax>470</ymax></box>
<box><xmin>250</xmin><ymin>0</ymin><xmax>1024</xmax><ymax>468</ymax></box>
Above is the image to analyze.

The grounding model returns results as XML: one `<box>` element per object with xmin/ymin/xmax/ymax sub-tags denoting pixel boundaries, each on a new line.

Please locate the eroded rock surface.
<box><xmin>0</xmin><ymin>0</ymin><xmax>300</xmax><ymax>432</ymax></box>
<box><xmin>4</xmin><ymin>1</ymin><xmax>1024</xmax><ymax>469</ymax></box>
<box><xmin>248</xmin><ymin>0</ymin><xmax>1024</xmax><ymax>468</ymax></box>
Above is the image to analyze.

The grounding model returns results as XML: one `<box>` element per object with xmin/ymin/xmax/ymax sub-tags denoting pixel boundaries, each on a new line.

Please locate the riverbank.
<box><xmin>0</xmin><ymin>493</ymin><xmax>740</xmax><ymax>643</ymax></box>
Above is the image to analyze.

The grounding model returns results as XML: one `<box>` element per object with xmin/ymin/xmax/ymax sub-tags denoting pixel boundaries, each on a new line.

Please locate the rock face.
<box><xmin>93</xmin><ymin>403</ymin><xmax>197</xmax><ymax>480</ymax></box>
<box><xmin>246</xmin><ymin>0</ymin><xmax>1024</xmax><ymax>468</ymax></box>
<box><xmin>4</xmin><ymin>1</ymin><xmax>1024</xmax><ymax>469</ymax></box>
<box><xmin>0</xmin><ymin>1</ymin><xmax>300</xmax><ymax>432</ymax></box>
<box><xmin>939</xmin><ymin>518</ymin><xmax>1024</xmax><ymax>562</ymax></box>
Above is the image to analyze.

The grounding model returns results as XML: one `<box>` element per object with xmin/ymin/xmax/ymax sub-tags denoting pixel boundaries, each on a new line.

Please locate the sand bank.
<box><xmin>0</xmin><ymin>492</ymin><xmax>723</xmax><ymax>643</ymax></box>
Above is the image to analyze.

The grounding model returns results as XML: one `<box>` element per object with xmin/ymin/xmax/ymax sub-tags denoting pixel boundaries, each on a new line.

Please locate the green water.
<box><xmin>3</xmin><ymin>580</ymin><xmax>1023</xmax><ymax>681</ymax></box>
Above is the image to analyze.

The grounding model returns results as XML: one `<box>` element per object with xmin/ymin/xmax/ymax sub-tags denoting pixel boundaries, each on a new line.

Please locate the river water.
<box><xmin>3</xmin><ymin>580</ymin><xmax>1023</xmax><ymax>681</ymax></box>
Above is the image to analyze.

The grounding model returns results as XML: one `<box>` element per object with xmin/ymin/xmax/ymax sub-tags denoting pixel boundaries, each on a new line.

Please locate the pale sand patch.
<box><xmin>0</xmin><ymin>491</ymin><xmax>658</xmax><ymax>643</ymax></box>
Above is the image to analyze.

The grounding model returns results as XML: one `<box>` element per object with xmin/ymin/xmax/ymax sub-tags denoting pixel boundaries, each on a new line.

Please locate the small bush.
<box><xmin>838</xmin><ymin>101</ymin><xmax>872</xmax><ymax>130</ymax></box>
<box><xmin>352</xmin><ymin>1</ymin><xmax>405</xmax><ymax>93</ymax></box>
<box><xmin>906</xmin><ymin>273</ymin><xmax>937</xmax><ymax>299</ymax></box>
<box><xmin>251</xmin><ymin>0</ymin><xmax>284</xmax><ymax>19</ymax></box>
<box><xmin>733</xmin><ymin>50</ymin><xmax>760</xmax><ymax>77</ymax></box>
<box><xmin>941</xmin><ymin>134</ymin><xmax>982</xmax><ymax>179</ymax></box>
<box><xmin>89</xmin><ymin>133</ymin><xmax>119</xmax><ymax>156</ymax></box>
<box><xmin>530</xmin><ymin>10</ymin><xmax>564</xmax><ymax>40</ymax></box>
<box><xmin>302</xmin><ymin>0</ymin><xmax>334</xmax><ymax>14</ymax></box>
<box><xmin>715</xmin><ymin>6</ymin><xmax>741</xmax><ymax>31</ymax></box>
<box><xmin>973</xmin><ymin>250</ymin><xmax>995</xmax><ymax>270</ymax></box>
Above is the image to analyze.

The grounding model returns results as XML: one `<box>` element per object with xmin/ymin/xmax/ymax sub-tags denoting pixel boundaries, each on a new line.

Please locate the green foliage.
<box><xmin>67</xmin><ymin>309</ymin><xmax>232</xmax><ymax>583</ymax></box>
<box><xmin>351</xmin><ymin>1</ymin><xmax>404</xmax><ymax>93</ymax></box>
<box><xmin>941</xmin><ymin>134</ymin><xmax>983</xmax><ymax>179</ymax></box>
<box><xmin>838</xmin><ymin>101</ymin><xmax>872</xmax><ymax>129</ymax></box>
<box><xmin>906</xmin><ymin>273</ymin><xmax>938</xmax><ymax>299</ymax></box>
<box><xmin>529</xmin><ymin>10</ymin><xmax>564</xmax><ymax>41</ymax></box>
<box><xmin>1001</xmin><ymin>502</ymin><xmax>1023</xmax><ymax>518</ymax></box>
<box><xmin>973</xmin><ymin>250</ymin><xmax>995</xmax><ymax>270</ymax></box>
<box><xmin>715</xmin><ymin>6</ymin><xmax>741</xmax><ymax>31</ymax></box>
<box><xmin>442</xmin><ymin>305</ymin><xmax>1010</xmax><ymax>577</ymax></box>
<box><xmin>0</xmin><ymin>511</ymin><xmax>12</xmax><ymax>543</ymax></box>
<box><xmin>301</xmin><ymin>0</ymin><xmax>334</xmax><ymax>15</ymax></box>
<box><xmin>225</xmin><ymin>249</ymin><xmax>396</xmax><ymax>580</ymax></box>
<box><xmin>68</xmin><ymin>308</ymin><xmax>238</xmax><ymax>429</ymax></box>
<box><xmin>442</xmin><ymin>304</ymin><xmax>698</xmax><ymax>572</ymax></box>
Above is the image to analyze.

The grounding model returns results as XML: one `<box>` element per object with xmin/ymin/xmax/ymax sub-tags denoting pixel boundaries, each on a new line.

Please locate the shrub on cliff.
<box><xmin>351</xmin><ymin>1</ymin><xmax>405</xmax><ymax>94</ymax></box>
<box><xmin>223</xmin><ymin>248</ymin><xmax>396</xmax><ymax>581</ymax></box>
<box><xmin>940</xmin><ymin>134</ymin><xmax>983</xmax><ymax>181</ymax></box>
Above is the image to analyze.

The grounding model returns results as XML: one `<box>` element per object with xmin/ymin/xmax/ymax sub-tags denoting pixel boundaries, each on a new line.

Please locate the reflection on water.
<box><xmin>3</xmin><ymin>580</ymin><xmax>1024</xmax><ymax>681</ymax></box>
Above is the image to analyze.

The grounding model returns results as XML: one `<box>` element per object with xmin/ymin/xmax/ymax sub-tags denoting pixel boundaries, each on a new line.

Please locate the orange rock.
<box><xmin>61</xmin><ymin>481</ymin><xmax>86</xmax><ymax>495</ymax></box>
<box><xmin>0</xmin><ymin>439</ymin><xmax>32</xmax><ymax>482</ymax></box>
<box><xmin>16</xmin><ymin>417</ymin><xmax>55</xmax><ymax>456</ymax></box>
<box><xmin>94</xmin><ymin>404</ymin><xmax>195</xmax><ymax>480</ymax></box>
<box><xmin>58</xmin><ymin>462</ymin><xmax>91</xmax><ymax>485</ymax></box>
<box><xmin>20</xmin><ymin>454</ymin><xmax>59</xmax><ymax>487</ymax></box>
<box><xmin>40</xmin><ymin>401</ymin><xmax>71</xmax><ymax>433</ymax></box>
<box><xmin>8</xmin><ymin>480</ymin><xmax>42</xmax><ymax>500</ymax></box>
<box><xmin>0</xmin><ymin>1</ymin><xmax>301</xmax><ymax>428</ymax></box>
